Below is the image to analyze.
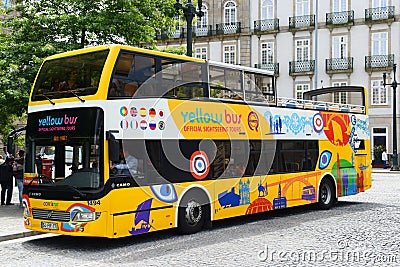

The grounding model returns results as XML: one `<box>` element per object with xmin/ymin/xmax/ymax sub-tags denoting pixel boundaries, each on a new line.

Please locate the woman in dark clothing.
<box><xmin>0</xmin><ymin>157</ymin><xmax>14</xmax><ymax>205</ymax></box>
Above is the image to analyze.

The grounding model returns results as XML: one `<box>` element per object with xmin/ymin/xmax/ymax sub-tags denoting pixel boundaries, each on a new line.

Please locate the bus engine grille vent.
<box><xmin>32</xmin><ymin>209</ymin><xmax>71</xmax><ymax>222</ymax></box>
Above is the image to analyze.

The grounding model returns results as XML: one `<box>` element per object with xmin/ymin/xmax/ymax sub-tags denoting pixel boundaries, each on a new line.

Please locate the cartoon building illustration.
<box><xmin>218</xmin><ymin>187</ymin><xmax>240</xmax><ymax>208</ymax></box>
<box><xmin>301</xmin><ymin>185</ymin><xmax>316</xmax><ymax>200</ymax></box>
<box><xmin>273</xmin><ymin>184</ymin><xmax>287</xmax><ymax>209</ymax></box>
<box><xmin>239</xmin><ymin>179</ymin><xmax>250</xmax><ymax>205</ymax></box>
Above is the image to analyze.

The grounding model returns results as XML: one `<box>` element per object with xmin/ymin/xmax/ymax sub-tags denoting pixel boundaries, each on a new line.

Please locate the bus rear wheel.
<box><xmin>317</xmin><ymin>178</ymin><xmax>336</xmax><ymax>210</ymax></box>
<box><xmin>178</xmin><ymin>197</ymin><xmax>207</xmax><ymax>234</ymax></box>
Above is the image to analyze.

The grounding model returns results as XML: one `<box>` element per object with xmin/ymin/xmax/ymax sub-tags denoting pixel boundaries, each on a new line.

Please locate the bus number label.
<box><xmin>88</xmin><ymin>200</ymin><xmax>101</xmax><ymax>206</ymax></box>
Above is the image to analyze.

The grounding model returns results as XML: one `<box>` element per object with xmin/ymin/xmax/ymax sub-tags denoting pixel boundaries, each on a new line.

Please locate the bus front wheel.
<box><xmin>178</xmin><ymin>195</ymin><xmax>208</xmax><ymax>234</ymax></box>
<box><xmin>317</xmin><ymin>178</ymin><xmax>336</xmax><ymax>210</ymax></box>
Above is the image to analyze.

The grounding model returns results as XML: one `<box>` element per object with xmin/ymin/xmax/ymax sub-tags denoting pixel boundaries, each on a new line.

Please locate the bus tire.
<box><xmin>317</xmin><ymin>178</ymin><xmax>336</xmax><ymax>210</ymax></box>
<box><xmin>178</xmin><ymin>190</ymin><xmax>209</xmax><ymax>234</ymax></box>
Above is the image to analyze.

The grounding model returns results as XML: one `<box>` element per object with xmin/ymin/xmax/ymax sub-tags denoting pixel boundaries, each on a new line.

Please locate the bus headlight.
<box><xmin>71</xmin><ymin>212</ymin><xmax>101</xmax><ymax>222</ymax></box>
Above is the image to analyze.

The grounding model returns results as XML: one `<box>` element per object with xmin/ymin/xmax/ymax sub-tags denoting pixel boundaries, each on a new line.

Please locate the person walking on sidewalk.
<box><xmin>0</xmin><ymin>157</ymin><xmax>14</xmax><ymax>205</ymax></box>
<box><xmin>13</xmin><ymin>150</ymin><xmax>25</xmax><ymax>207</ymax></box>
<box><xmin>382</xmin><ymin>149</ymin><xmax>388</xmax><ymax>169</ymax></box>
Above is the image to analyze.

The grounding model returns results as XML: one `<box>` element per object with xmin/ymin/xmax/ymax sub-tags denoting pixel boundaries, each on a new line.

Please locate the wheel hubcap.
<box><xmin>185</xmin><ymin>200</ymin><xmax>202</xmax><ymax>226</ymax></box>
<box><xmin>321</xmin><ymin>185</ymin><xmax>331</xmax><ymax>204</ymax></box>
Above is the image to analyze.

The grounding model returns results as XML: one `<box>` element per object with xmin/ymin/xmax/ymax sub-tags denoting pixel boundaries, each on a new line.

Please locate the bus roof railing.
<box><xmin>277</xmin><ymin>97</ymin><xmax>365</xmax><ymax>114</ymax></box>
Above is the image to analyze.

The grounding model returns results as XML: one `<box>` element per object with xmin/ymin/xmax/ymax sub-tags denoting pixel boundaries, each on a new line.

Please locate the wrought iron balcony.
<box><xmin>326</xmin><ymin>57</ymin><xmax>353</xmax><ymax>74</ymax></box>
<box><xmin>289</xmin><ymin>60</ymin><xmax>315</xmax><ymax>75</ymax></box>
<box><xmin>193</xmin><ymin>25</ymin><xmax>213</xmax><ymax>37</ymax></box>
<box><xmin>255</xmin><ymin>63</ymin><xmax>280</xmax><ymax>76</ymax></box>
<box><xmin>254</xmin><ymin>18</ymin><xmax>280</xmax><ymax>33</ymax></box>
<box><xmin>365</xmin><ymin>6</ymin><xmax>395</xmax><ymax>22</ymax></box>
<box><xmin>365</xmin><ymin>54</ymin><xmax>394</xmax><ymax>71</ymax></box>
<box><xmin>289</xmin><ymin>15</ymin><xmax>315</xmax><ymax>31</ymax></box>
<box><xmin>216</xmin><ymin>22</ymin><xmax>241</xmax><ymax>35</ymax></box>
<box><xmin>326</xmin><ymin>11</ymin><xmax>354</xmax><ymax>26</ymax></box>
<box><xmin>155</xmin><ymin>27</ymin><xmax>185</xmax><ymax>40</ymax></box>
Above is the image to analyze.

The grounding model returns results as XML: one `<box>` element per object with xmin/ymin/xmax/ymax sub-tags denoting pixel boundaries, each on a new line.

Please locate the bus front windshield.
<box><xmin>31</xmin><ymin>49</ymin><xmax>109</xmax><ymax>101</ymax></box>
<box><xmin>25</xmin><ymin>108</ymin><xmax>103</xmax><ymax>189</ymax></box>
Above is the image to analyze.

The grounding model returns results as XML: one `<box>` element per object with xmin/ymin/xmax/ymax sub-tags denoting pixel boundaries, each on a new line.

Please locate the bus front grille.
<box><xmin>32</xmin><ymin>209</ymin><xmax>71</xmax><ymax>222</ymax></box>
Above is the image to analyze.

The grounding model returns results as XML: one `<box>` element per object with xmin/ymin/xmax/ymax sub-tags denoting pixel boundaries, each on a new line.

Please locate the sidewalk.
<box><xmin>0</xmin><ymin>186</ymin><xmax>42</xmax><ymax>242</ymax></box>
<box><xmin>0</xmin><ymin>169</ymin><xmax>399</xmax><ymax>242</ymax></box>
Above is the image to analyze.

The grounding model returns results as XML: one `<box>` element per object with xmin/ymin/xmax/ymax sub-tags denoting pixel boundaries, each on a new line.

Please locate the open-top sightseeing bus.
<box><xmin>22</xmin><ymin>45</ymin><xmax>371</xmax><ymax>238</ymax></box>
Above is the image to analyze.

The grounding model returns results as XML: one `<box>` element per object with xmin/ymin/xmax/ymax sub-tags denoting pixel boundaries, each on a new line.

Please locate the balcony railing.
<box><xmin>255</xmin><ymin>63</ymin><xmax>280</xmax><ymax>76</ymax></box>
<box><xmin>289</xmin><ymin>60</ymin><xmax>315</xmax><ymax>75</ymax></box>
<box><xmin>289</xmin><ymin>15</ymin><xmax>315</xmax><ymax>30</ymax></box>
<box><xmin>365</xmin><ymin>54</ymin><xmax>394</xmax><ymax>71</ymax></box>
<box><xmin>216</xmin><ymin>22</ymin><xmax>241</xmax><ymax>35</ymax></box>
<box><xmin>155</xmin><ymin>27</ymin><xmax>185</xmax><ymax>40</ymax></box>
<box><xmin>326</xmin><ymin>57</ymin><xmax>354</xmax><ymax>73</ymax></box>
<box><xmin>326</xmin><ymin>11</ymin><xmax>354</xmax><ymax>26</ymax></box>
<box><xmin>254</xmin><ymin>18</ymin><xmax>280</xmax><ymax>33</ymax></box>
<box><xmin>365</xmin><ymin>6</ymin><xmax>395</xmax><ymax>22</ymax></box>
<box><xmin>193</xmin><ymin>25</ymin><xmax>213</xmax><ymax>37</ymax></box>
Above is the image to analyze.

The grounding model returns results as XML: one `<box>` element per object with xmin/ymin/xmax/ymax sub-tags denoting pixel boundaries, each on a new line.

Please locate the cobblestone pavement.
<box><xmin>0</xmin><ymin>172</ymin><xmax>399</xmax><ymax>266</ymax></box>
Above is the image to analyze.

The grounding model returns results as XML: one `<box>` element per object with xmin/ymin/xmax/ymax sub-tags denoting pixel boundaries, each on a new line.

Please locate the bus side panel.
<box><xmin>213</xmin><ymin>174</ymin><xmax>282</xmax><ymax>221</ymax></box>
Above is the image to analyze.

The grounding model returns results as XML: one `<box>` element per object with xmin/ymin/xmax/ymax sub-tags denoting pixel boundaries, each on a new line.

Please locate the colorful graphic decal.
<box><xmin>149</xmin><ymin>121</ymin><xmax>156</xmax><ymax>130</ymax></box>
<box><xmin>313</xmin><ymin>113</ymin><xmax>324</xmax><ymax>133</ymax></box>
<box><xmin>248</xmin><ymin>111</ymin><xmax>259</xmax><ymax>132</ymax></box>
<box><xmin>218</xmin><ymin>188</ymin><xmax>240</xmax><ymax>208</ymax></box>
<box><xmin>190</xmin><ymin>151</ymin><xmax>210</xmax><ymax>180</ymax></box>
<box><xmin>129</xmin><ymin>199</ymin><xmax>153</xmax><ymax>235</ymax></box>
<box><xmin>140</xmin><ymin>107</ymin><xmax>147</xmax><ymax>117</ymax></box>
<box><xmin>149</xmin><ymin>108</ymin><xmax>156</xmax><ymax>118</ymax></box>
<box><xmin>159</xmin><ymin>110</ymin><xmax>164</xmax><ymax>118</ymax></box>
<box><xmin>120</xmin><ymin>120</ymin><xmax>129</xmax><ymax>129</ymax></box>
<box><xmin>246</xmin><ymin>198</ymin><xmax>273</xmax><ymax>214</ymax></box>
<box><xmin>61</xmin><ymin>203</ymin><xmax>95</xmax><ymax>232</ymax></box>
<box><xmin>257</xmin><ymin>180</ymin><xmax>268</xmax><ymax>197</ymax></box>
<box><xmin>150</xmin><ymin>184</ymin><xmax>177</xmax><ymax>203</ymax></box>
<box><xmin>319</xmin><ymin>150</ymin><xmax>332</xmax><ymax>170</ymax></box>
<box><xmin>130</xmin><ymin>121</ymin><xmax>138</xmax><ymax>130</ymax></box>
<box><xmin>158</xmin><ymin>121</ymin><xmax>165</xmax><ymax>130</ymax></box>
<box><xmin>130</xmin><ymin>107</ymin><xmax>138</xmax><ymax>117</ymax></box>
<box><xmin>140</xmin><ymin>120</ymin><xmax>147</xmax><ymax>130</ymax></box>
<box><xmin>301</xmin><ymin>185</ymin><xmax>316</xmax><ymax>200</ymax></box>
<box><xmin>332</xmin><ymin>153</ymin><xmax>357</xmax><ymax>197</ymax></box>
<box><xmin>273</xmin><ymin>184</ymin><xmax>287</xmax><ymax>209</ymax></box>
<box><xmin>120</xmin><ymin>106</ymin><xmax>128</xmax><ymax>117</ymax></box>
<box><xmin>22</xmin><ymin>194</ymin><xmax>31</xmax><ymax>225</ymax></box>
<box><xmin>322</xmin><ymin>113</ymin><xmax>351</xmax><ymax>146</ymax></box>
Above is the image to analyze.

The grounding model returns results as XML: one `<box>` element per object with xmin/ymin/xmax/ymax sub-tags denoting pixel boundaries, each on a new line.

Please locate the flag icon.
<box><xmin>130</xmin><ymin>107</ymin><xmax>138</xmax><ymax>117</ymax></box>
<box><xmin>140</xmin><ymin>108</ymin><xmax>147</xmax><ymax>117</ymax></box>
<box><xmin>130</xmin><ymin>121</ymin><xmax>138</xmax><ymax>130</ymax></box>
<box><xmin>149</xmin><ymin>108</ymin><xmax>156</xmax><ymax>118</ymax></box>
<box><xmin>149</xmin><ymin>121</ymin><xmax>157</xmax><ymax>130</ymax></box>
<box><xmin>140</xmin><ymin>120</ymin><xmax>147</xmax><ymax>130</ymax></box>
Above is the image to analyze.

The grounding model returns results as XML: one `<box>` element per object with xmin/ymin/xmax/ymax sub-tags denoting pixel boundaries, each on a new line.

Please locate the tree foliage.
<box><xmin>0</xmin><ymin>0</ymin><xmax>177</xmax><ymax>142</ymax></box>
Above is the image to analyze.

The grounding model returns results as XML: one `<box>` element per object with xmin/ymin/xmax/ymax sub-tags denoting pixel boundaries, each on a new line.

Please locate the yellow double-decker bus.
<box><xmin>22</xmin><ymin>45</ymin><xmax>371</xmax><ymax>238</ymax></box>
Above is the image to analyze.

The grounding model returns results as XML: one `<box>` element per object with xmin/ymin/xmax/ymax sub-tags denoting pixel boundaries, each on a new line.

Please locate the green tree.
<box><xmin>0</xmin><ymin>0</ymin><xmax>176</xmax><ymax>142</ymax></box>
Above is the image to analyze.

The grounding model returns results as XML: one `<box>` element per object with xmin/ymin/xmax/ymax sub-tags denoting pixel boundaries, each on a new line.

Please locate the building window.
<box><xmin>296</xmin><ymin>0</ymin><xmax>310</xmax><ymax>16</ymax></box>
<box><xmin>224</xmin><ymin>45</ymin><xmax>236</xmax><ymax>65</ymax></box>
<box><xmin>195</xmin><ymin>47</ymin><xmax>207</xmax><ymax>60</ymax></box>
<box><xmin>261</xmin><ymin>42</ymin><xmax>274</xmax><ymax>65</ymax></box>
<box><xmin>372</xmin><ymin>127</ymin><xmax>388</xmax><ymax>161</ymax></box>
<box><xmin>224</xmin><ymin>1</ymin><xmax>237</xmax><ymax>24</ymax></box>
<box><xmin>261</xmin><ymin>0</ymin><xmax>274</xmax><ymax>20</ymax></box>
<box><xmin>372</xmin><ymin>32</ymin><xmax>388</xmax><ymax>56</ymax></box>
<box><xmin>371</xmin><ymin>80</ymin><xmax>387</xmax><ymax>105</ymax></box>
<box><xmin>332</xmin><ymin>36</ymin><xmax>348</xmax><ymax>58</ymax></box>
<box><xmin>197</xmin><ymin>4</ymin><xmax>208</xmax><ymax>28</ymax></box>
<box><xmin>373</xmin><ymin>0</ymin><xmax>387</xmax><ymax>8</ymax></box>
<box><xmin>333</xmin><ymin>82</ymin><xmax>347</xmax><ymax>104</ymax></box>
<box><xmin>295</xmin><ymin>39</ymin><xmax>310</xmax><ymax>61</ymax></box>
<box><xmin>333</xmin><ymin>0</ymin><xmax>347</xmax><ymax>12</ymax></box>
<box><xmin>295</xmin><ymin>84</ymin><xmax>310</xmax><ymax>100</ymax></box>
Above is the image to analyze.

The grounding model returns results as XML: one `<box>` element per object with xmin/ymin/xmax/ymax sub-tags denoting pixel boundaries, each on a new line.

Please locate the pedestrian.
<box><xmin>0</xmin><ymin>157</ymin><xmax>14</xmax><ymax>205</ymax></box>
<box><xmin>382</xmin><ymin>149</ymin><xmax>388</xmax><ymax>169</ymax></box>
<box><xmin>14</xmin><ymin>150</ymin><xmax>25</xmax><ymax>207</ymax></box>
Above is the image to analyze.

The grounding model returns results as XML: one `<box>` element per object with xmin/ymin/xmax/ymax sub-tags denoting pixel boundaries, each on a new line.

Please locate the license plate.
<box><xmin>40</xmin><ymin>221</ymin><xmax>58</xmax><ymax>230</ymax></box>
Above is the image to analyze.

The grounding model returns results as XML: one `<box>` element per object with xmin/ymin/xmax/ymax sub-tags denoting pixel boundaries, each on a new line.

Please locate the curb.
<box><xmin>0</xmin><ymin>231</ymin><xmax>44</xmax><ymax>242</ymax></box>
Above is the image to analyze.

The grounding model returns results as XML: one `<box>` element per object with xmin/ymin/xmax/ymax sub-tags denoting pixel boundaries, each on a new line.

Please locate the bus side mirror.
<box><xmin>106</xmin><ymin>131</ymin><xmax>120</xmax><ymax>162</ymax></box>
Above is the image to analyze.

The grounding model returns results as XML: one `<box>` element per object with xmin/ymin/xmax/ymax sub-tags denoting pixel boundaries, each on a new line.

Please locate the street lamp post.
<box><xmin>383</xmin><ymin>64</ymin><xmax>400</xmax><ymax>171</ymax></box>
<box><xmin>174</xmin><ymin>0</ymin><xmax>203</xmax><ymax>57</ymax></box>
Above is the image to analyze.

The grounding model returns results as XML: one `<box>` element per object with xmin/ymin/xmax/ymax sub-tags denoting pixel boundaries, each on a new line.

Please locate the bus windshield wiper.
<box><xmin>42</xmin><ymin>94</ymin><xmax>55</xmax><ymax>105</ymax></box>
<box><xmin>68</xmin><ymin>91</ymin><xmax>85</xmax><ymax>103</ymax></box>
